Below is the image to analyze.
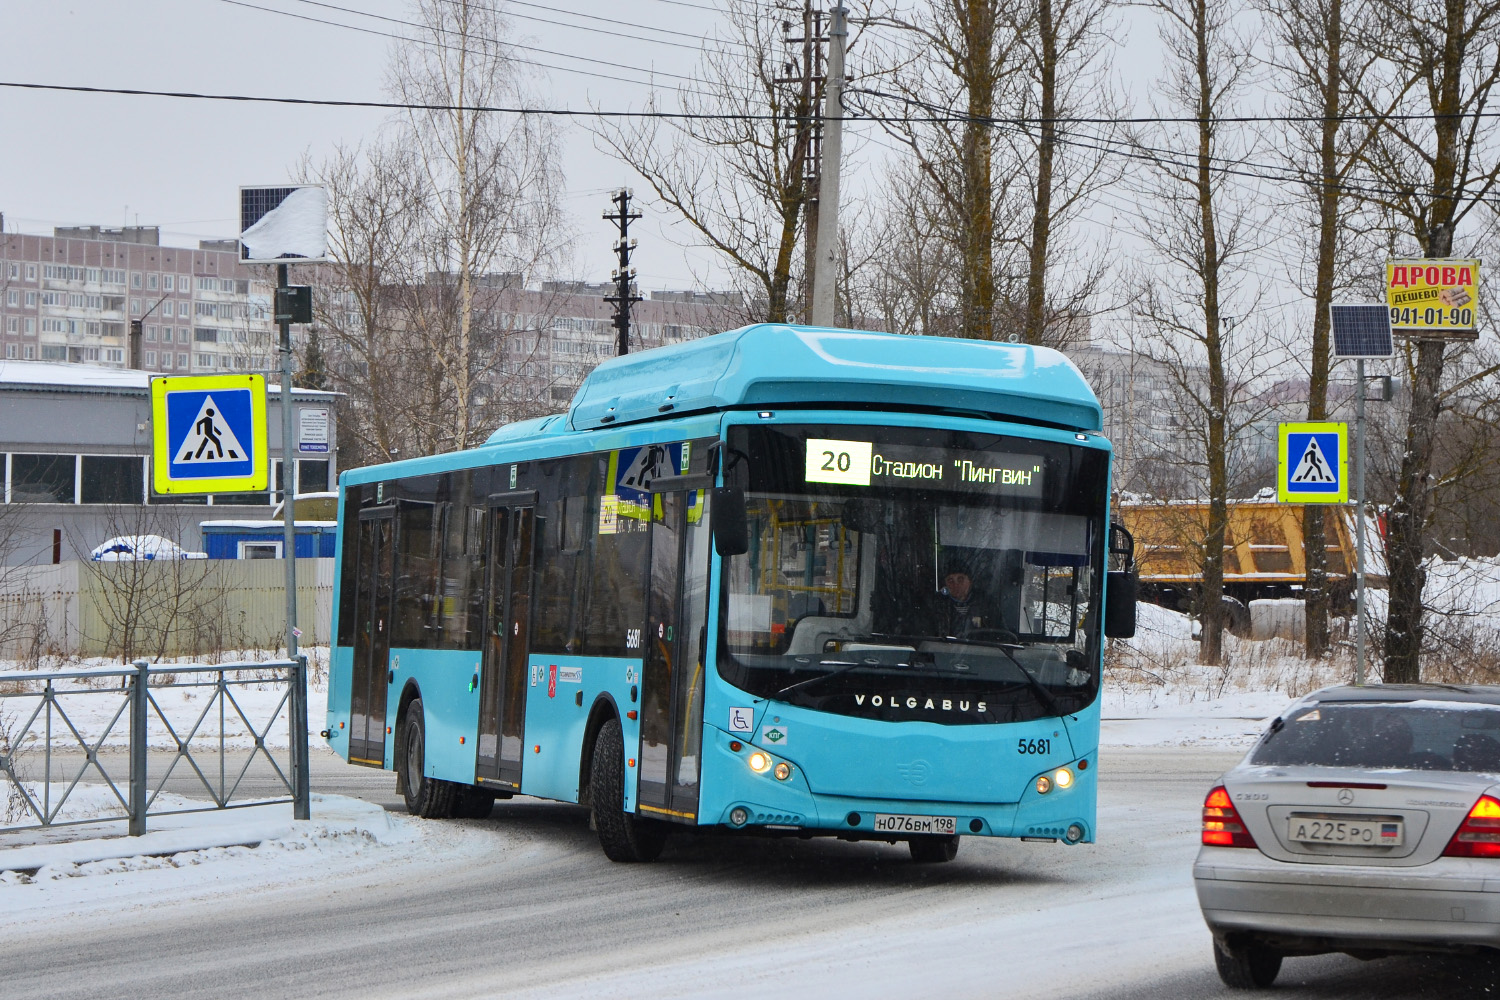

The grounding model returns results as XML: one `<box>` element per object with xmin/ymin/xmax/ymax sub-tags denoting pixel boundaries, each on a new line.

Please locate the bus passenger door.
<box><xmin>350</xmin><ymin>508</ymin><xmax>395</xmax><ymax>767</ymax></box>
<box><xmin>476</xmin><ymin>495</ymin><xmax>534</xmax><ymax>789</ymax></box>
<box><xmin>639</xmin><ymin>487</ymin><xmax>712</xmax><ymax>821</ymax></box>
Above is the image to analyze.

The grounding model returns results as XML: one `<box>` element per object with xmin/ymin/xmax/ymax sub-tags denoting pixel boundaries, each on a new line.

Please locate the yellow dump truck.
<box><xmin>1115</xmin><ymin>500</ymin><xmax>1383</xmax><ymax>623</ymax></box>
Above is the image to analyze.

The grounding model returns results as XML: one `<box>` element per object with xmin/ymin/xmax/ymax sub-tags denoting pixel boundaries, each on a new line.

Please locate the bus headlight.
<box><xmin>748</xmin><ymin>752</ymin><xmax>770</xmax><ymax>773</ymax></box>
<box><xmin>1055</xmin><ymin>767</ymin><xmax>1074</xmax><ymax>789</ymax></box>
<box><xmin>1036</xmin><ymin>774</ymin><xmax>1053</xmax><ymax>794</ymax></box>
<box><xmin>774</xmin><ymin>762</ymin><xmax>792</xmax><ymax>781</ymax></box>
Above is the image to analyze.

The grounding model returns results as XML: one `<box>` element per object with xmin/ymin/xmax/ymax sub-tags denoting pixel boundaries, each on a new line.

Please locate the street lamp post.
<box><xmin>129</xmin><ymin>292</ymin><xmax>173</xmax><ymax>369</ymax></box>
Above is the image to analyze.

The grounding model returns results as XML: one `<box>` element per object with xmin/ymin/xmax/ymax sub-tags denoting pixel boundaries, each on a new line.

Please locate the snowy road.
<box><xmin>2</xmin><ymin>747</ymin><xmax>1494</xmax><ymax>999</ymax></box>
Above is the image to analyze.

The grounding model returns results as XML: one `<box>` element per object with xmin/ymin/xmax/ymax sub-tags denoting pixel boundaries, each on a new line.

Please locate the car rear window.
<box><xmin>1249</xmin><ymin>701</ymin><xmax>1500</xmax><ymax>771</ymax></box>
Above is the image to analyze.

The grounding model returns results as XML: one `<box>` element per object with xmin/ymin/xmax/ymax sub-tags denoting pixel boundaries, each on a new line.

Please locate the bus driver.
<box><xmin>937</xmin><ymin>562</ymin><xmax>1003</xmax><ymax>638</ymax></box>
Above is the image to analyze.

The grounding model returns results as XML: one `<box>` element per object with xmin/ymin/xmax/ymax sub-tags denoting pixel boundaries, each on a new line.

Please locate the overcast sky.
<box><xmin>3</xmin><ymin>0</ymin><xmax>1304</xmax><ymax>325</ymax></box>
<box><xmin>0</xmin><ymin>0</ymin><xmax>778</xmax><ymax>290</ymax></box>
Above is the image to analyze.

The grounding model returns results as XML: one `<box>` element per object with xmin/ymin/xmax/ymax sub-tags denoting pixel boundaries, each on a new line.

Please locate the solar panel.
<box><xmin>1330</xmin><ymin>304</ymin><xmax>1395</xmax><ymax>359</ymax></box>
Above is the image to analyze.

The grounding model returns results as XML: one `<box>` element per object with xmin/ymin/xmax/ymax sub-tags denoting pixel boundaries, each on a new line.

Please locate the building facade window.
<box><xmin>4</xmin><ymin>345</ymin><xmax>14</xmax><ymax>359</ymax></box>
<box><xmin>10</xmin><ymin>453</ymin><xmax>75</xmax><ymax>503</ymax></box>
<box><xmin>80</xmin><ymin>455</ymin><xmax>144</xmax><ymax>504</ymax></box>
<box><xmin>177</xmin><ymin>352</ymin><xmax>188</xmax><ymax>367</ymax></box>
<box><xmin>23</xmin><ymin>345</ymin><xmax>35</xmax><ymax>359</ymax></box>
<box><xmin>145</xmin><ymin>350</ymin><xmax>157</xmax><ymax>365</ymax></box>
<box><xmin>147</xmin><ymin>275</ymin><xmax>158</xmax><ymax>291</ymax></box>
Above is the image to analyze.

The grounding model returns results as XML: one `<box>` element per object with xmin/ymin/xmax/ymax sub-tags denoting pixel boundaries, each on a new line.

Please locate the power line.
<box><xmin>445</xmin><ymin>0</ymin><xmax>753</xmax><ymax>51</ymax></box>
<box><xmin>218</xmin><ymin>0</ymin><xmax>709</xmax><ymax>89</ymax></box>
<box><xmin>291</xmin><ymin>0</ymin><xmax>745</xmax><ymax>55</ymax></box>
<box><xmin>4</xmin><ymin>77</ymin><xmax>1494</xmax><ymax>204</ymax></box>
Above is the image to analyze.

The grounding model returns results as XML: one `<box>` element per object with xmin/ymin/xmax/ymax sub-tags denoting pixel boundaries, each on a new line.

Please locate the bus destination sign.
<box><xmin>805</xmin><ymin>438</ymin><xmax>1044</xmax><ymax>497</ymax></box>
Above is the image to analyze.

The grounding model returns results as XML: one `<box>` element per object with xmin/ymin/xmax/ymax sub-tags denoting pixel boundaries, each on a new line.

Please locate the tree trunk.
<box><xmin>1022</xmin><ymin>0</ymin><xmax>1057</xmax><ymax>347</ymax></box>
<box><xmin>1380</xmin><ymin>0</ymin><xmax>1465</xmax><ymax>683</ymax></box>
<box><xmin>1194</xmin><ymin>0</ymin><xmax>1227</xmax><ymax>666</ymax></box>
<box><xmin>960</xmin><ymin>0</ymin><xmax>997</xmax><ymax>340</ymax></box>
<box><xmin>1302</xmin><ymin>0</ymin><xmax>1342</xmax><ymax>658</ymax></box>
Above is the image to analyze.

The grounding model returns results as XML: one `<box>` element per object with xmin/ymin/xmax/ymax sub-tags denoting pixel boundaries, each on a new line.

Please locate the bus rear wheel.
<box><xmin>590</xmin><ymin>718</ymin><xmax>666</xmax><ymax>863</ymax></box>
<box><xmin>909</xmin><ymin>834</ymin><xmax>960</xmax><ymax>863</ymax></box>
<box><xmin>399</xmin><ymin>698</ymin><xmax>457</xmax><ymax>818</ymax></box>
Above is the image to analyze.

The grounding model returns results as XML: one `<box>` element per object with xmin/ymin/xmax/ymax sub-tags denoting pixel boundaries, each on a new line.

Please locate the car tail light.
<box><xmin>1443</xmin><ymin>795</ymin><xmax>1500</xmax><ymax>858</ymax></box>
<box><xmin>1202</xmin><ymin>786</ymin><xmax>1257</xmax><ymax>848</ymax></box>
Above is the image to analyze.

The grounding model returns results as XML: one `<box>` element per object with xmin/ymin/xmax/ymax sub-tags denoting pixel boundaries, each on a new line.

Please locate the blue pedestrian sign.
<box><xmin>1277</xmin><ymin>422</ymin><xmax>1348</xmax><ymax>504</ymax></box>
<box><xmin>151</xmin><ymin>375</ymin><xmax>269</xmax><ymax>494</ymax></box>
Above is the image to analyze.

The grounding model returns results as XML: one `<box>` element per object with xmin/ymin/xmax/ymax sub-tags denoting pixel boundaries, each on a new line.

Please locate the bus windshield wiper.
<box><xmin>912</xmin><ymin>634</ymin><xmax>1063</xmax><ymax>718</ymax></box>
<box><xmin>774</xmin><ymin>659</ymin><xmax>900</xmax><ymax>699</ymax></box>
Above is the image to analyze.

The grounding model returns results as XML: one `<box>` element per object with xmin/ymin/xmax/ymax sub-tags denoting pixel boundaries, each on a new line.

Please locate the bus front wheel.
<box><xmin>909</xmin><ymin>834</ymin><xmax>960</xmax><ymax>863</ymax></box>
<box><xmin>399</xmin><ymin>698</ymin><xmax>457</xmax><ymax>818</ymax></box>
<box><xmin>590</xmin><ymin>718</ymin><xmax>666</xmax><ymax>863</ymax></box>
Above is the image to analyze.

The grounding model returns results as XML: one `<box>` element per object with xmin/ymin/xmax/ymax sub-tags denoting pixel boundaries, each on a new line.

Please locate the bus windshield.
<box><xmin>718</xmin><ymin>423</ymin><xmax>1109</xmax><ymax>724</ymax></box>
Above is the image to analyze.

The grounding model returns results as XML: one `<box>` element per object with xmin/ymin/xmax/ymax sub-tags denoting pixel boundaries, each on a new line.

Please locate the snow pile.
<box><xmin>0</xmin><ymin>792</ymin><xmax>471</xmax><ymax>925</ymax></box>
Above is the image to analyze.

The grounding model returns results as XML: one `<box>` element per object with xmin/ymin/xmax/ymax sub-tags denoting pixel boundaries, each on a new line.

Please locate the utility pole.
<box><xmin>809</xmin><ymin>2</ymin><xmax>847</xmax><ymax>327</ymax></box>
<box><xmin>603</xmin><ymin>189</ymin><xmax>642</xmax><ymax>356</ymax></box>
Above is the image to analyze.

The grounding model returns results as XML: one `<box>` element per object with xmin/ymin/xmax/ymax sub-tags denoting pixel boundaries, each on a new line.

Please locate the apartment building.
<box><xmin>0</xmin><ymin>226</ymin><xmax>291</xmax><ymax>375</ymax></box>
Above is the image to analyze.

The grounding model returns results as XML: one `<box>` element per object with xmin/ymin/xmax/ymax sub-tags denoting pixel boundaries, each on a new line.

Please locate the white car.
<box><xmin>90</xmin><ymin>534</ymin><xmax>208</xmax><ymax>561</ymax></box>
<box><xmin>1195</xmin><ymin>684</ymin><xmax>1500</xmax><ymax>988</ymax></box>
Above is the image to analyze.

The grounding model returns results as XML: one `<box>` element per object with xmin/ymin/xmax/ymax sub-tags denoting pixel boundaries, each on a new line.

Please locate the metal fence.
<box><xmin>0</xmin><ymin>658</ymin><xmax>310</xmax><ymax>836</ymax></box>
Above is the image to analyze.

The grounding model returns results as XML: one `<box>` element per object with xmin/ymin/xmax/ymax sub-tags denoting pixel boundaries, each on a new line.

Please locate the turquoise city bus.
<box><xmin>324</xmin><ymin>325</ymin><xmax>1136</xmax><ymax>862</ymax></box>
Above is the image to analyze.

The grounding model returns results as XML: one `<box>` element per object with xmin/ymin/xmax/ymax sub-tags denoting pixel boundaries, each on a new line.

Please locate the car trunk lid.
<box><xmin>1226</xmin><ymin>767</ymin><xmax>1498</xmax><ymax>866</ymax></box>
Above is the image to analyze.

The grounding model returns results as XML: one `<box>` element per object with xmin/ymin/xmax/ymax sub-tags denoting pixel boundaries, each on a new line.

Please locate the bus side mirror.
<box><xmin>1104</xmin><ymin>571</ymin><xmax>1137</xmax><ymax>638</ymax></box>
<box><xmin>711</xmin><ymin>487</ymin><xmax>748</xmax><ymax>557</ymax></box>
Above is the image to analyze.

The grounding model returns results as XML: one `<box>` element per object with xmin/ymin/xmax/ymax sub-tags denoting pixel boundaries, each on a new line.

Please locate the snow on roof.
<box><xmin>0</xmin><ymin>360</ymin><xmax>339</xmax><ymax>397</ymax></box>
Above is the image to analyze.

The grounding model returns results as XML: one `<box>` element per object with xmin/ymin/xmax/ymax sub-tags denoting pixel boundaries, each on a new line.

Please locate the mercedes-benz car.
<box><xmin>1194</xmin><ymin>684</ymin><xmax>1500</xmax><ymax>988</ymax></box>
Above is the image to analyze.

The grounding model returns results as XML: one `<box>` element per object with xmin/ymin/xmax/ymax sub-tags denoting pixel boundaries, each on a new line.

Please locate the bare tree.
<box><xmin>1351</xmin><ymin>0</ymin><xmax>1500</xmax><ymax>681</ymax></box>
<box><xmin>1257</xmin><ymin>0</ymin><xmax>1384</xmax><ymax>656</ymax></box>
<box><xmin>594</xmin><ymin>0</ymin><xmax>827</xmax><ymax>324</ymax></box>
<box><xmin>1127</xmin><ymin>0</ymin><xmax>1266</xmax><ymax>665</ymax></box>
<box><xmin>866</xmin><ymin>0</ymin><xmax>1028</xmax><ymax>340</ymax></box>
<box><xmin>305</xmin><ymin>1</ymin><xmax>570</xmax><ymax>464</ymax></box>
<box><xmin>1001</xmin><ymin>0</ymin><xmax>1122</xmax><ymax>347</ymax></box>
<box><xmin>390</xmin><ymin>0</ymin><xmax>570</xmax><ymax>451</ymax></box>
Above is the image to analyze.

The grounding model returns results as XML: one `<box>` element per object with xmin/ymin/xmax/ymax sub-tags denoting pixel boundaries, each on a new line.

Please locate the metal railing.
<box><xmin>0</xmin><ymin>657</ymin><xmax>310</xmax><ymax>837</ymax></box>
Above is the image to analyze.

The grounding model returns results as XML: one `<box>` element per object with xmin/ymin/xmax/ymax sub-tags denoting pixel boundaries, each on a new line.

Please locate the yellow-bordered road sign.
<box><xmin>1278</xmin><ymin>422</ymin><xmax>1347</xmax><ymax>504</ymax></box>
<box><xmin>151</xmin><ymin>374</ymin><xmax>268</xmax><ymax>494</ymax></box>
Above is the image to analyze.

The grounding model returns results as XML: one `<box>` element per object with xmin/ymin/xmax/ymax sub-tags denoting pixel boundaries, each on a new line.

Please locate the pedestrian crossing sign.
<box><xmin>1277</xmin><ymin>422</ymin><xmax>1347</xmax><ymax>504</ymax></box>
<box><xmin>151</xmin><ymin>374</ymin><xmax>268</xmax><ymax>494</ymax></box>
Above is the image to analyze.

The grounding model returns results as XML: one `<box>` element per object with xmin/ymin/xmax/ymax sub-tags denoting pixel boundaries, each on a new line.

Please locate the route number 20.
<box><xmin>804</xmin><ymin>438</ymin><xmax>873</xmax><ymax>486</ymax></box>
<box><xmin>1017</xmin><ymin>738</ymin><xmax>1051</xmax><ymax>755</ymax></box>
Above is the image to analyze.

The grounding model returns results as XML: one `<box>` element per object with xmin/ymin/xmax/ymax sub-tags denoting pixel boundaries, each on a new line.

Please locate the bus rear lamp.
<box><xmin>1036</xmin><ymin>775</ymin><xmax>1053</xmax><ymax>794</ymax></box>
<box><xmin>730</xmin><ymin>807</ymin><xmax>749</xmax><ymax>826</ymax></box>
<box><xmin>1066</xmin><ymin>824</ymin><xmax>1084</xmax><ymax>843</ymax></box>
<box><xmin>1077</xmin><ymin>758</ymin><xmax>1088</xmax><ymax>770</ymax></box>
<box><xmin>774</xmin><ymin>762</ymin><xmax>792</xmax><ymax>781</ymax></box>
<box><xmin>1055</xmin><ymin>767</ymin><xmax>1073</xmax><ymax>789</ymax></box>
<box><xmin>729</xmin><ymin>740</ymin><xmax>743</xmax><ymax>752</ymax></box>
<box><xmin>748</xmin><ymin>752</ymin><xmax>770</xmax><ymax>773</ymax></box>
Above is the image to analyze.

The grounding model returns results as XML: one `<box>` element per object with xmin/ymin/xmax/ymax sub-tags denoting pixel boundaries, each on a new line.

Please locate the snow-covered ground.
<box><xmin>0</xmin><ymin>647</ymin><xmax>330</xmax><ymax>751</ymax></box>
<box><xmin>0</xmin><ymin>791</ymin><xmax>493</xmax><ymax>929</ymax></box>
